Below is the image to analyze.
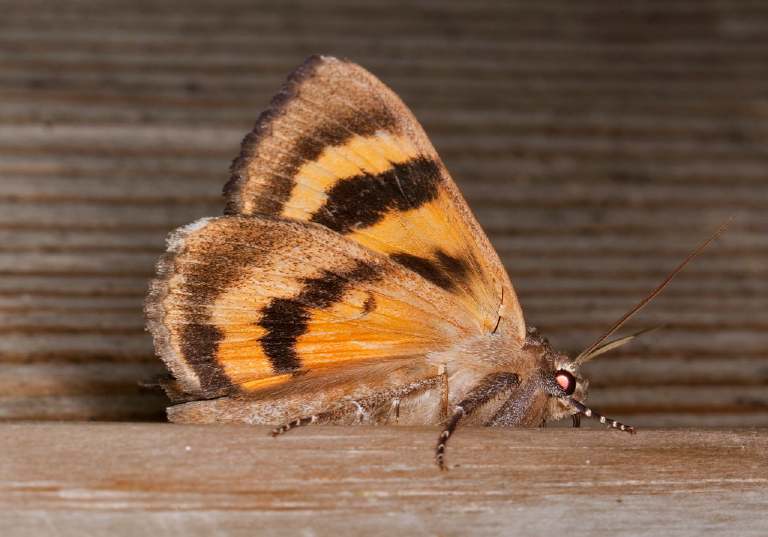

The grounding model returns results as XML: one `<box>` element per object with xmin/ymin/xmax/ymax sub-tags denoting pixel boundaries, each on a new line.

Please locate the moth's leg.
<box><xmin>383</xmin><ymin>398</ymin><xmax>401</xmax><ymax>425</ymax></box>
<box><xmin>352</xmin><ymin>401</ymin><xmax>365</xmax><ymax>424</ymax></box>
<box><xmin>383</xmin><ymin>367</ymin><xmax>449</xmax><ymax>425</ymax></box>
<box><xmin>271</xmin><ymin>374</ymin><xmax>445</xmax><ymax>436</ymax></box>
<box><xmin>572</xmin><ymin>413</ymin><xmax>581</xmax><ymax>428</ymax></box>
<box><xmin>436</xmin><ymin>372</ymin><xmax>520</xmax><ymax>470</ymax></box>
<box><xmin>437</xmin><ymin>366</ymin><xmax>450</xmax><ymax>423</ymax></box>
<box><xmin>270</xmin><ymin>400</ymin><xmax>364</xmax><ymax>436</ymax></box>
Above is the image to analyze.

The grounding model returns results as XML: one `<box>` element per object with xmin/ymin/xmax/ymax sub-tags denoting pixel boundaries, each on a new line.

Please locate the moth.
<box><xmin>145</xmin><ymin>55</ymin><xmax>729</xmax><ymax>469</ymax></box>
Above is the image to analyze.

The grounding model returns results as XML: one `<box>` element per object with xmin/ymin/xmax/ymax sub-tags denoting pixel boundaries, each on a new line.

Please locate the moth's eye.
<box><xmin>555</xmin><ymin>370</ymin><xmax>576</xmax><ymax>396</ymax></box>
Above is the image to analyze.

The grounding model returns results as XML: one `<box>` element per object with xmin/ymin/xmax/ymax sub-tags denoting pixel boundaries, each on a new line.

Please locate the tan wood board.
<box><xmin>1</xmin><ymin>423</ymin><xmax>766</xmax><ymax>536</ymax></box>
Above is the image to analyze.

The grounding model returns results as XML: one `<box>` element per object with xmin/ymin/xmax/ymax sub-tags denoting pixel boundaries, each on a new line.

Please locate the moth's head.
<box><xmin>543</xmin><ymin>352</ymin><xmax>589</xmax><ymax>423</ymax></box>
<box><xmin>520</xmin><ymin>327</ymin><xmax>589</xmax><ymax>424</ymax></box>
<box><xmin>533</xmin><ymin>329</ymin><xmax>634</xmax><ymax>433</ymax></box>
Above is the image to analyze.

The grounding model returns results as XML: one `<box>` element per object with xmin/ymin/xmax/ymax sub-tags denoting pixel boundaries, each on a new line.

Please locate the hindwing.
<box><xmin>146</xmin><ymin>217</ymin><xmax>484</xmax><ymax>397</ymax></box>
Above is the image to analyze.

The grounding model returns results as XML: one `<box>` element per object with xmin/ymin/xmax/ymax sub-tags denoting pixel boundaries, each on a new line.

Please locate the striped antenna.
<box><xmin>573</xmin><ymin>217</ymin><xmax>734</xmax><ymax>366</ymax></box>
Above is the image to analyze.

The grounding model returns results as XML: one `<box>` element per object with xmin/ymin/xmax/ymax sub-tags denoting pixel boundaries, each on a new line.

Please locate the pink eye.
<box><xmin>556</xmin><ymin>370</ymin><xmax>576</xmax><ymax>395</ymax></box>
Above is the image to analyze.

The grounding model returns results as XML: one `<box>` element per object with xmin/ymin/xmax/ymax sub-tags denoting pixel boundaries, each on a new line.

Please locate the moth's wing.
<box><xmin>145</xmin><ymin>216</ymin><xmax>487</xmax><ymax>398</ymax></box>
<box><xmin>226</xmin><ymin>55</ymin><xmax>525</xmax><ymax>340</ymax></box>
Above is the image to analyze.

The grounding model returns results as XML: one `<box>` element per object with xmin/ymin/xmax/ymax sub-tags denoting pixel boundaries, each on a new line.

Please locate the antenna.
<box><xmin>573</xmin><ymin>217</ymin><xmax>734</xmax><ymax>366</ymax></box>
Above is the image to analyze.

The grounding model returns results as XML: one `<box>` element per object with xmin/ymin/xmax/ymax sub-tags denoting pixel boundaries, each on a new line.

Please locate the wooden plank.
<box><xmin>1</xmin><ymin>424</ymin><xmax>766</xmax><ymax>536</ymax></box>
<box><xmin>0</xmin><ymin>364</ymin><xmax>165</xmax><ymax>396</ymax></box>
<box><xmin>0</xmin><ymin>333</ymin><xmax>153</xmax><ymax>361</ymax></box>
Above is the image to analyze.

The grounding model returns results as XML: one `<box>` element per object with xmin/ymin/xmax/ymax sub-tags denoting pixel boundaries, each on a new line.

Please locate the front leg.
<box><xmin>435</xmin><ymin>372</ymin><xmax>520</xmax><ymax>470</ymax></box>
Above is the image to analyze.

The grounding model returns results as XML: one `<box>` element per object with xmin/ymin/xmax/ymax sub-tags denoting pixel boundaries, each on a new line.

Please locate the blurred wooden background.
<box><xmin>1</xmin><ymin>1</ymin><xmax>766</xmax><ymax>426</ymax></box>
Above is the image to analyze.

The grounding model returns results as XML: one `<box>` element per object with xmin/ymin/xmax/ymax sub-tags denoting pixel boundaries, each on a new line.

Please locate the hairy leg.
<box><xmin>435</xmin><ymin>372</ymin><xmax>520</xmax><ymax>470</ymax></box>
<box><xmin>271</xmin><ymin>374</ymin><xmax>447</xmax><ymax>436</ymax></box>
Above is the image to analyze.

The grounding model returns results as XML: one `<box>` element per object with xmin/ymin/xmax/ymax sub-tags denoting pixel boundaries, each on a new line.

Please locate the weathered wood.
<box><xmin>1</xmin><ymin>423</ymin><xmax>766</xmax><ymax>536</ymax></box>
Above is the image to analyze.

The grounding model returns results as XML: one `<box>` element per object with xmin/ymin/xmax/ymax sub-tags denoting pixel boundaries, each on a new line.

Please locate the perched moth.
<box><xmin>145</xmin><ymin>55</ymin><xmax>730</xmax><ymax>469</ymax></box>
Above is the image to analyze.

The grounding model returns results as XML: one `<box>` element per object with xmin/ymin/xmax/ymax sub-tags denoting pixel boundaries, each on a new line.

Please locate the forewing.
<box><xmin>145</xmin><ymin>216</ymin><xmax>486</xmax><ymax>398</ymax></box>
<box><xmin>226</xmin><ymin>55</ymin><xmax>525</xmax><ymax>340</ymax></box>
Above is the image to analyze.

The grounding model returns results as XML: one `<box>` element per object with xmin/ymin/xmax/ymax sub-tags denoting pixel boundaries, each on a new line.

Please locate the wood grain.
<box><xmin>0</xmin><ymin>1</ymin><xmax>766</xmax><ymax>427</ymax></box>
<box><xmin>1</xmin><ymin>423</ymin><xmax>766</xmax><ymax>536</ymax></box>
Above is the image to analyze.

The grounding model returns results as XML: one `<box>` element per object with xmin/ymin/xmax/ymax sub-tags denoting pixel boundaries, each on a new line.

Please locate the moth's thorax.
<box><xmin>451</xmin><ymin>331</ymin><xmax>536</xmax><ymax>375</ymax></box>
<box><xmin>434</xmin><ymin>326</ymin><xmax>588</xmax><ymax>426</ymax></box>
<box><xmin>444</xmin><ymin>326</ymin><xmax>561</xmax><ymax>384</ymax></box>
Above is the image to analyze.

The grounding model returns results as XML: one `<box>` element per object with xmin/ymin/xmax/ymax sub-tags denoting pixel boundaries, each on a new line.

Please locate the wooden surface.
<box><xmin>1</xmin><ymin>423</ymin><xmax>767</xmax><ymax>536</ymax></box>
